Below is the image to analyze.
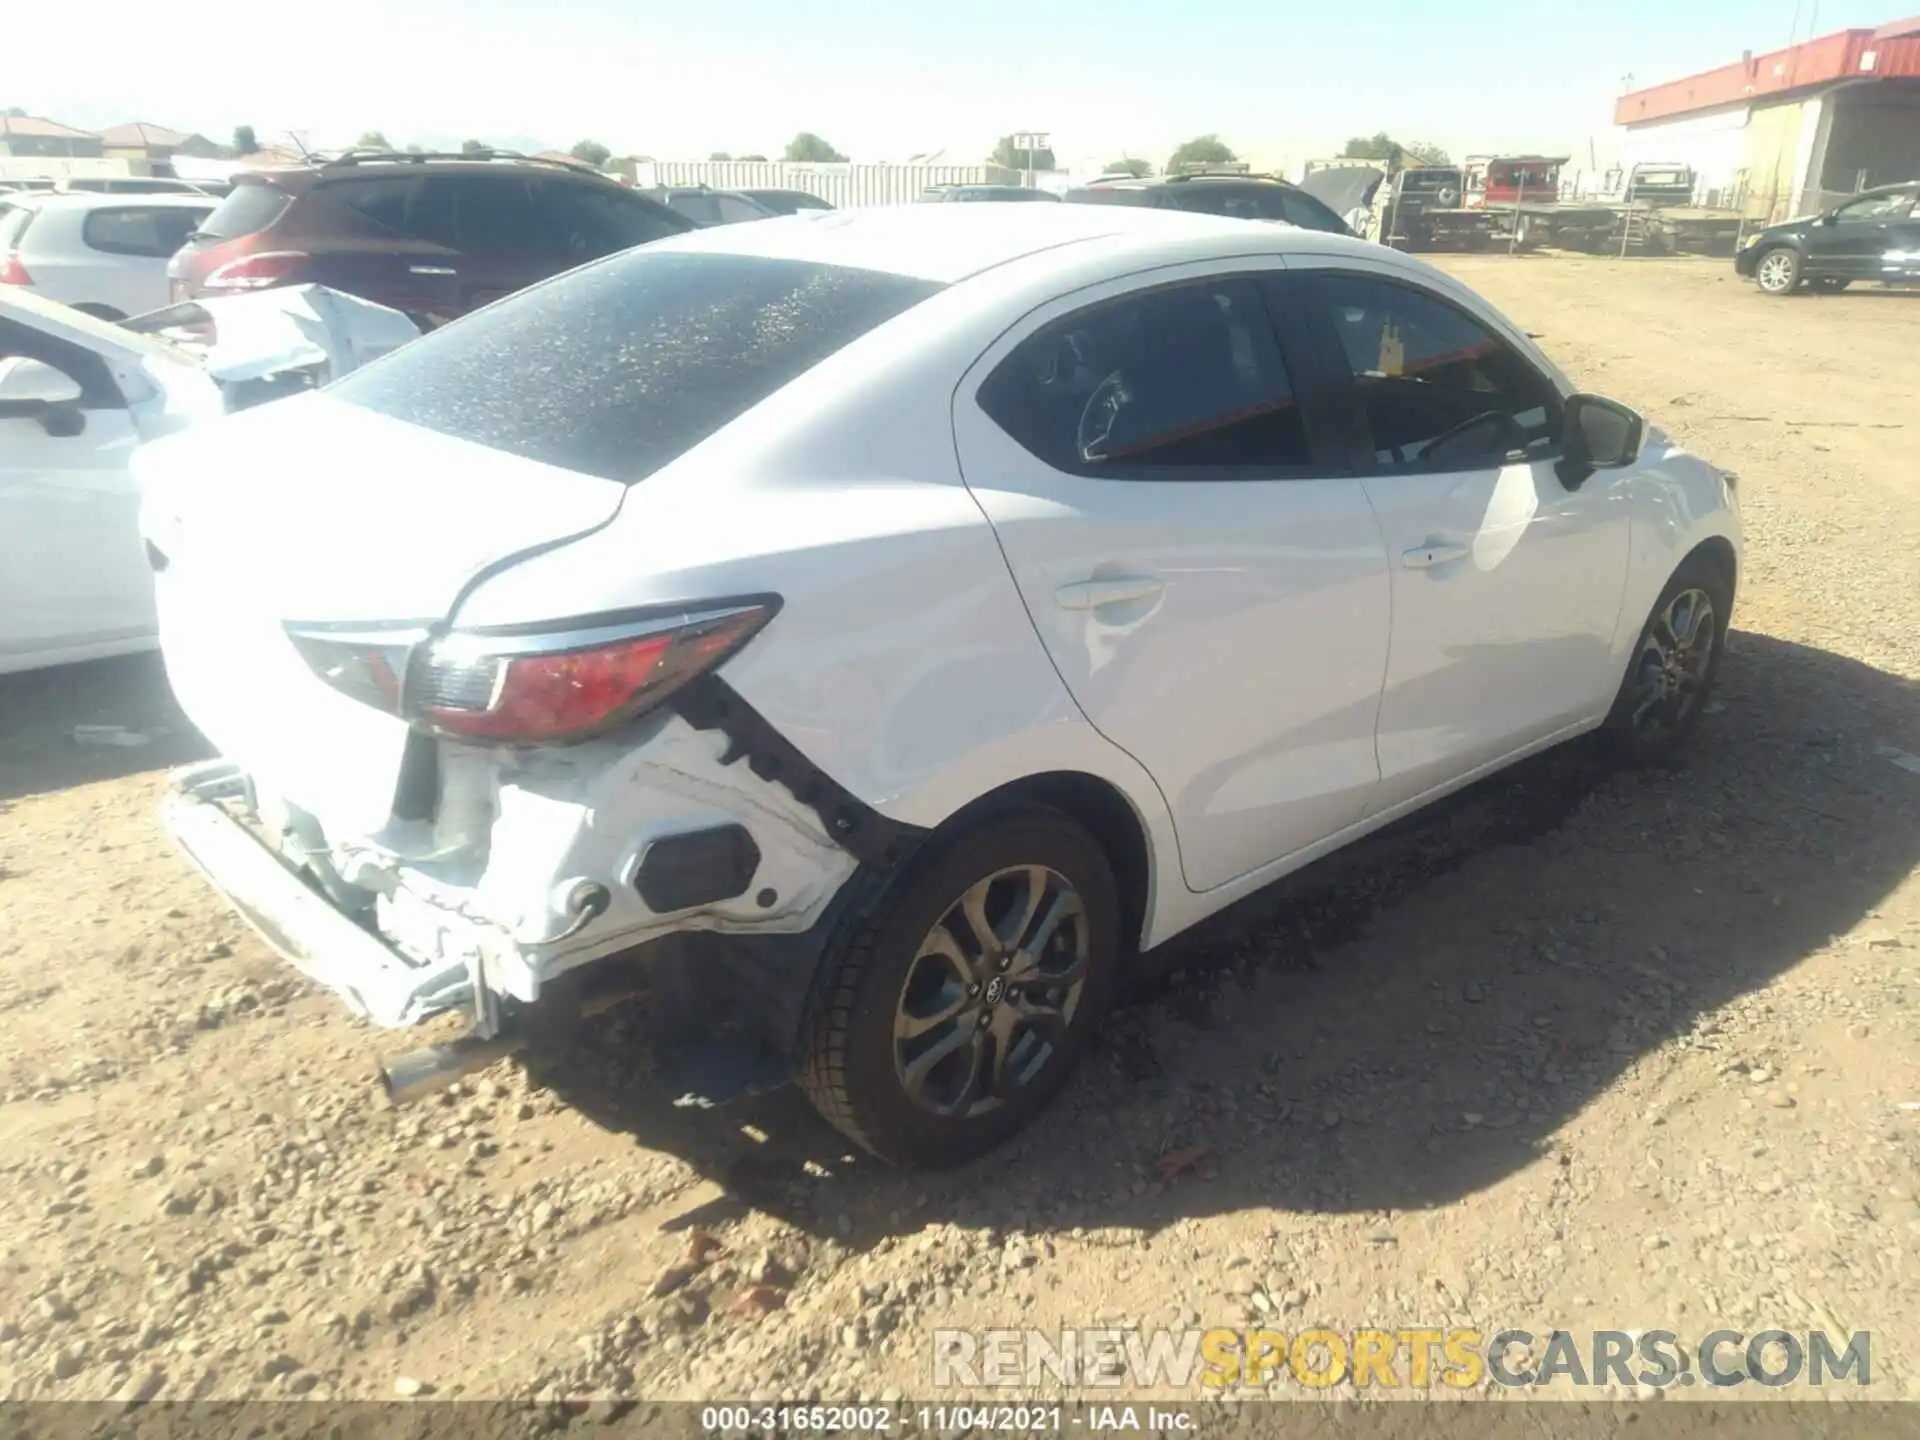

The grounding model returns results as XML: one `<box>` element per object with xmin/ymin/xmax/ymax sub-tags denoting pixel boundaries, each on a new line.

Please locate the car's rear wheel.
<box><xmin>1754</xmin><ymin>247</ymin><xmax>1802</xmax><ymax>295</ymax></box>
<box><xmin>1601</xmin><ymin>555</ymin><xmax>1731</xmax><ymax>766</ymax></box>
<box><xmin>800</xmin><ymin>807</ymin><xmax>1119</xmax><ymax>1167</ymax></box>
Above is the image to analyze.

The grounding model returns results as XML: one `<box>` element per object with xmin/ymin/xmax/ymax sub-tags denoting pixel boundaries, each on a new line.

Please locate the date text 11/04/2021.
<box><xmin>699</xmin><ymin>1406</ymin><xmax>1193</xmax><ymax>1433</ymax></box>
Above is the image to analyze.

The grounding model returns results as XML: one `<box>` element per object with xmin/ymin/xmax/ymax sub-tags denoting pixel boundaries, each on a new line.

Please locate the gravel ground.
<box><xmin>0</xmin><ymin>257</ymin><xmax>1916</xmax><ymax>1419</ymax></box>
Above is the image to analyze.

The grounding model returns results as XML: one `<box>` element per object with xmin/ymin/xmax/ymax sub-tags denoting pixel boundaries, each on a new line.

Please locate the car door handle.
<box><xmin>1402</xmin><ymin>541</ymin><xmax>1469</xmax><ymax>570</ymax></box>
<box><xmin>408</xmin><ymin>265</ymin><xmax>458</xmax><ymax>276</ymax></box>
<box><xmin>1054</xmin><ymin>577</ymin><xmax>1165</xmax><ymax>610</ymax></box>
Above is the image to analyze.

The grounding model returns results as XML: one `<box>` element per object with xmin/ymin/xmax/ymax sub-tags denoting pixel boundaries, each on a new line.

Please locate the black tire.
<box><xmin>1807</xmin><ymin>278</ymin><xmax>1852</xmax><ymax>294</ymax></box>
<box><xmin>1753</xmin><ymin>246</ymin><xmax>1802</xmax><ymax>296</ymax></box>
<box><xmin>1601</xmin><ymin>554</ymin><xmax>1732</xmax><ymax>767</ymax></box>
<box><xmin>799</xmin><ymin>806</ymin><xmax>1119</xmax><ymax>1167</ymax></box>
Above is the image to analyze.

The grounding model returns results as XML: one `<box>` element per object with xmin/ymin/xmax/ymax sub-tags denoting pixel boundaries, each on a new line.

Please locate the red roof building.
<box><xmin>1615</xmin><ymin>18</ymin><xmax>1920</xmax><ymax>221</ymax></box>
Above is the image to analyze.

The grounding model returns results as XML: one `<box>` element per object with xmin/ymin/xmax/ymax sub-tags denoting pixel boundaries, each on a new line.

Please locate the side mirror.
<box><xmin>0</xmin><ymin>358</ymin><xmax>86</xmax><ymax>435</ymax></box>
<box><xmin>0</xmin><ymin>357</ymin><xmax>84</xmax><ymax>408</ymax></box>
<box><xmin>1556</xmin><ymin>393</ymin><xmax>1644</xmax><ymax>490</ymax></box>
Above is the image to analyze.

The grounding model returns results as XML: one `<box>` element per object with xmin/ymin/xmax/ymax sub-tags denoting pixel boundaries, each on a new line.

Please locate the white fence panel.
<box><xmin>631</xmin><ymin>160</ymin><xmax>1028</xmax><ymax>207</ymax></box>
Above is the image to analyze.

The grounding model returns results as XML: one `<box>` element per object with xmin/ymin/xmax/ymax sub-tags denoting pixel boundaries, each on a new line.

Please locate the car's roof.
<box><xmin>5</xmin><ymin>191</ymin><xmax>215</xmax><ymax>212</ymax></box>
<box><xmin>646</xmin><ymin>202</ymin><xmax>1376</xmax><ymax>284</ymax></box>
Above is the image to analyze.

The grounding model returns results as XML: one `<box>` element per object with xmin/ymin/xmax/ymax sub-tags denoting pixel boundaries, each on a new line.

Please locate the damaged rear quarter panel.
<box><xmin>348</xmin><ymin>712</ymin><xmax>858</xmax><ymax>1000</ymax></box>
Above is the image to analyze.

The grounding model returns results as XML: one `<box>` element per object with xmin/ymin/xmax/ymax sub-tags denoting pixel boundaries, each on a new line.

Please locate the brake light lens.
<box><xmin>288</xmin><ymin>602</ymin><xmax>778</xmax><ymax>746</ymax></box>
<box><xmin>0</xmin><ymin>254</ymin><xmax>30</xmax><ymax>286</ymax></box>
<box><xmin>201</xmin><ymin>250</ymin><xmax>309</xmax><ymax>291</ymax></box>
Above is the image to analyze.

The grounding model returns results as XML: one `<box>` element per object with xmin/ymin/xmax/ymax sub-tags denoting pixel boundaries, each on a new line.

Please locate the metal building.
<box><xmin>1615</xmin><ymin>16</ymin><xmax>1920</xmax><ymax>222</ymax></box>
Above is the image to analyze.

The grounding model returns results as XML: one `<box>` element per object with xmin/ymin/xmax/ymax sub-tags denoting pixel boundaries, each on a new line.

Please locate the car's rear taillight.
<box><xmin>287</xmin><ymin>601</ymin><xmax>778</xmax><ymax>746</ymax></box>
<box><xmin>0</xmin><ymin>254</ymin><xmax>30</xmax><ymax>286</ymax></box>
<box><xmin>201</xmin><ymin>250</ymin><xmax>309</xmax><ymax>291</ymax></box>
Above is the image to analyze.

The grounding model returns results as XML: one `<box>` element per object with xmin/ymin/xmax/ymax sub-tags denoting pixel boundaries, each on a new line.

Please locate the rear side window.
<box><xmin>318</xmin><ymin>176</ymin><xmax>461</xmax><ymax>249</ymax></box>
<box><xmin>669</xmin><ymin>193</ymin><xmax>724</xmax><ymax>225</ymax></box>
<box><xmin>980</xmin><ymin>276</ymin><xmax>1312</xmax><ymax>474</ymax></box>
<box><xmin>1064</xmin><ymin>187</ymin><xmax>1153</xmax><ymax>207</ymax></box>
<box><xmin>1305</xmin><ymin>272</ymin><xmax>1561</xmax><ymax>471</ymax></box>
<box><xmin>83</xmin><ymin>206</ymin><xmax>211</xmax><ymax>258</ymax></box>
<box><xmin>713</xmin><ymin>195</ymin><xmax>768</xmax><ymax>224</ymax></box>
<box><xmin>195</xmin><ymin>182</ymin><xmax>290</xmax><ymax>240</ymax></box>
<box><xmin>329</xmin><ymin>250</ymin><xmax>944</xmax><ymax>483</ymax></box>
<box><xmin>1164</xmin><ymin>184</ymin><xmax>1290</xmax><ymax>221</ymax></box>
<box><xmin>532</xmin><ymin>181</ymin><xmax>686</xmax><ymax>254</ymax></box>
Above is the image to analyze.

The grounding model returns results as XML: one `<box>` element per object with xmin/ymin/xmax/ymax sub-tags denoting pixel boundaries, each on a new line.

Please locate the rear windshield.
<box><xmin>329</xmin><ymin>249</ymin><xmax>944</xmax><ymax>483</ymax></box>
<box><xmin>194</xmin><ymin>181</ymin><xmax>290</xmax><ymax>241</ymax></box>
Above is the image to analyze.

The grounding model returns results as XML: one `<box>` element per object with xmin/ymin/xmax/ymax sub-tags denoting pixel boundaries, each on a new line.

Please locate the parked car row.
<box><xmin>5</xmin><ymin>154</ymin><xmax>1369</xmax><ymax>339</ymax></box>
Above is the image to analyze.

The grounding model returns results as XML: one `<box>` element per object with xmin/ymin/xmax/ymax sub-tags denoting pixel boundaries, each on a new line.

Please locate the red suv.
<box><xmin>167</xmin><ymin>150</ymin><xmax>694</xmax><ymax>326</ymax></box>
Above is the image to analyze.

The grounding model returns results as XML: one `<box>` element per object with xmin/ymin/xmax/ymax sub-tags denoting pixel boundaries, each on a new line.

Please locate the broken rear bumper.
<box><xmin>160</xmin><ymin>760</ymin><xmax>471</xmax><ymax>1028</ymax></box>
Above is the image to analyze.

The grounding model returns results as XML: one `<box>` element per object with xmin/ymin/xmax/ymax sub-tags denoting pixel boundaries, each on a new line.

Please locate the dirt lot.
<box><xmin>1</xmin><ymin>258</ymin><xmax>1916</xmax><ymax>1417</ymax></box>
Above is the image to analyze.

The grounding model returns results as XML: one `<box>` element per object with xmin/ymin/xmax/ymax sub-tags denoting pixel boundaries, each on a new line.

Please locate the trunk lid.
<box><xmin>136</xmin><ymin>395</ymin><xmax>627</xmax><ymax>834</ymax></box>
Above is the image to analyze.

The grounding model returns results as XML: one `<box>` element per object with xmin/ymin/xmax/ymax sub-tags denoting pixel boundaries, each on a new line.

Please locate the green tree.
<box><xmin>405</xmin><ymin>143</ymin><xmax>426</xmax><ymax>154</ymax></box>
<box><xmin>709</xmin><ymin>150</ymin><xmax>733</xmax><ymax>161</ymax></box>
<box><xmin>1166</xmin><ymin>134</ymin><xmax>1235</xmax><ymax>172</ymax></box>
<box><xmin>460</xmin><ymin>138</ymin><xmax>487</xmax><ymax>154</ymax></box>
<box><xmin>783</xmin><ymin>132</ymin><xmax>847</xmax><ymax>163</ymax></box>
<box><xmin>1102</xmin><ymin>157</ymin><xmax>1152</xmax><ymax>178</ymax></box>
<box><xmin>569</xmin><ymin>138</ymin><xmax>612</xmax><ymax>167</ymax></box>
<box><xmin>739</xmin><ymin>153</ymin><xmax>768</xmax><ymax>163</ymax></box>
<box><xmin>355</xmin><ymin>130</ymin><xmax>391</xmax><ymax>151</ymax></box>
<box><xmin>990</xmin><ymin>133</ymin><xmax>1055</xmax><ymax>171</ymax></box>
<box><xmin>232</xmin><ymin>125</ymin><xmax>259</xmax><ymax>155</ymax></box>
<box><xmin>2</xmin><ymin>106</ymin><xmax>27</xmax><ymax>118</ymax></box>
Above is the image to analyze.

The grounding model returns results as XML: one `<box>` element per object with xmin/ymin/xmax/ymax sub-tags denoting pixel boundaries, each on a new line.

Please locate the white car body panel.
<box><xmin>136</xmin><ymin>207</ymin><xmax>1741</xmax><ymax>1031</ymax></box>
<box><xmin>1</xmin><ymin>285</ymin><xmax>420</xmax><ymax>675</ymax></box>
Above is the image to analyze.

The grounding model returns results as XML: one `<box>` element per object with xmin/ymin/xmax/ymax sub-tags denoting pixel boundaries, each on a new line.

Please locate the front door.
<box><xmin>0</xmin><ymin>333</ymin><xmax>149</xmax><ymax>672</ymax></box>
<box><xmin>1285</xmin><ymin>263</ymin><xmax>1632</xmax><ymax>813</ymax></box>
<box><xmin>952</xmin><ymin>264</ymin><xmax>1392</xmax><ymax>893</ymax></box>
<box><xmin>1806</xmin><ymin>189</ymin><xmax>1919</xmax><ymax>280</ymax></box>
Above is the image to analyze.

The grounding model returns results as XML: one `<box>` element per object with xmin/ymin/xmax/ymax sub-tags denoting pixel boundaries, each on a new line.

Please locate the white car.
<box><xmin>0</xmin><ymin>192</ymin><xmax>214</xmax><ymax>319</ymax></box>
<box><xmin>1</xmin><ymin>286</ymin><xmax>419</xmax><ymax>675</ymax></box>
<box><xmin>141</xmin><ymin>205</ymin><xmax>1741</xmax><ymax>1166</ymax></box>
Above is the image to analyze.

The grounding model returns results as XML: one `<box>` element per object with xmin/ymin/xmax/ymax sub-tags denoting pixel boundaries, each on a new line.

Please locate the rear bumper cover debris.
<box><xmin>160</xmin><ymin>760</ymin><xmax>471</xmax><ymax>1029</ymax></box>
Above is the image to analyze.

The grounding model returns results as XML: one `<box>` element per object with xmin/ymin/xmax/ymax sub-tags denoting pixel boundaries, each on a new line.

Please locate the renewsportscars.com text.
<box><xmin>932</xmin><ymin>1326</ymin><xmax>1872</xmax><ymax>1390</ymax></box>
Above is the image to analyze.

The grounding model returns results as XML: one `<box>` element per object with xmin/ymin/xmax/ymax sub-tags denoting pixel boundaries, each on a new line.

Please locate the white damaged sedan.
<box><xmin>139</xmin><ymin>205</ymin><xmax>1741</xmax><ymax>1165</ymax></box>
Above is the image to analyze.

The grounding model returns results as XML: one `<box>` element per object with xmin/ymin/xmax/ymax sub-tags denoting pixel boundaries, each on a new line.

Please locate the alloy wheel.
<box><xmin>892</xmin><ymin>865</ymin><xmax>1088</xmax><ymax>1119</ymax></box>
<box><xmin>1757</xmin><ymin>250</ymin><xmax>1797</xmax><ymax>294</ymax></box>
<box><xmin>1626</xmin><ymin>587</ymin><xmax>1717</xmax><ymax>745</ymax></box>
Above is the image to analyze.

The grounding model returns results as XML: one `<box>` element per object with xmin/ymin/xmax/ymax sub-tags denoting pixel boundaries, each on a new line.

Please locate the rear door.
<box><xmin>305</xmin><ymin>174</ymin><xmax>464</xmax><ymax>320</ymax></box>
<box><xmin>1286</xmin><ymin>262</ymin><xmax>1632</xmax><ymax>812</ymax></box>
<box><xmin>952</xmin><ymin>262</ymin><xmax>1392</xmax><ymax>892</ymax></box>
<box><xmin>79</xmin><ymin>204</ymin><xmax>212</xmax><ymax>315</ymax></box>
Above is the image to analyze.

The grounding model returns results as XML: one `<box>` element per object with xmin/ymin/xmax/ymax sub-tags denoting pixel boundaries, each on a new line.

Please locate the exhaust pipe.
<box><xmin>379</xmin><ymin>1032</ymin><xmax>523</xmax><ymax>1106</ymax></box>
